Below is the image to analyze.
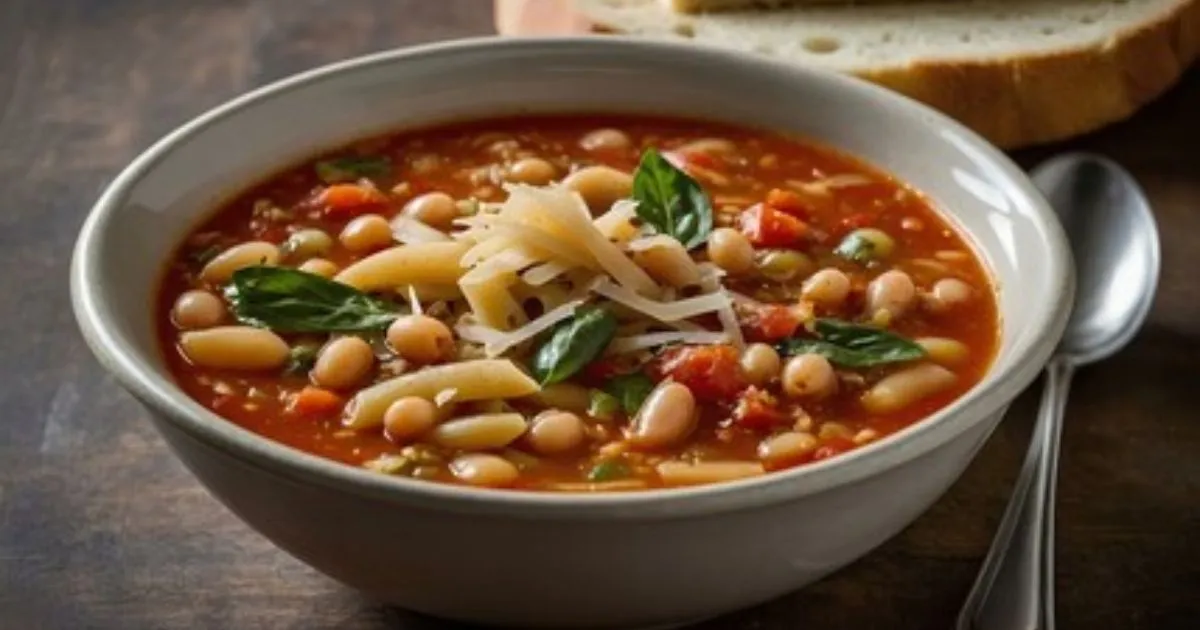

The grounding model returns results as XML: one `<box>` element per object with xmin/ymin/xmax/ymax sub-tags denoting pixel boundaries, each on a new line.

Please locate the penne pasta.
<box><xmin>344</xmin><ymin>359</ymin><xmax>540</xmax><ymax>429</ymax></box>
<box><xmin>334</xmin><ymin>241</ymin><xmax>470</xmax><ymax>292</ymax></box>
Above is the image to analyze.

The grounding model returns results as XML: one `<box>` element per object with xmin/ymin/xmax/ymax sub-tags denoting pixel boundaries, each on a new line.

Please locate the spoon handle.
<box><xmin>956</xmin><ymin>357</ymin><xmax>1075</xmax><ymax>630</ymax></box>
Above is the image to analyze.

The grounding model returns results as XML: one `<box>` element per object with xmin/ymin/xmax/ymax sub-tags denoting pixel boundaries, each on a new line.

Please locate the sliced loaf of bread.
<box><xmin>499</xmin><ymin>0</ymin><xmax>1200</xmax><ymax>148</ymax></box>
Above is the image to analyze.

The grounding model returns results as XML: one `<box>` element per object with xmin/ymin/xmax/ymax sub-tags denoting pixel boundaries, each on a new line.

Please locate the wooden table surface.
<box><xmin>1</xmin><ymin>1</ymin><xmax>1197</xmax><ymax>628</ymax></box>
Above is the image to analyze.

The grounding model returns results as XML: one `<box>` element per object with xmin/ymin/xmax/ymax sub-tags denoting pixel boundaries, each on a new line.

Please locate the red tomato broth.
<box><xmin>157</xmin><ymin>114</ymin><xmax>1000</xmax><ymax>492</ymax></box>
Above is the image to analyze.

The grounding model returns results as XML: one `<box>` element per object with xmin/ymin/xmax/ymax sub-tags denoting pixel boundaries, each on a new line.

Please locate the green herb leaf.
<box><xmin>631</xmin><ymin>148</ymin><xmax>713</xmax><ymax>249</ymax></box>
<box><xmin>226</xmin><ymin>266</ymin><xmax>399</xmax><ymax>333</ymax></box>
<box><xmin>530</xmin><ymin>307</ymin><xmax>618</xmax><ymax>386</ymax></box>
<box><xmin>315</xmin><ymin>156</ymin><xmax>391</xmax><ymax>184</ymax></box>
<box><xmin>587</xmin><ymin>389</ymin><xmax>621</xmax><ymax>421</ymax></box>
<box><xmin>834</xmin><ymin>232</ymin><xmax>876</xmax><ymax>264</ymax></box>
<box><xmin>284</xmin><ymin>342</ymin><xmax>322</xmax><ymax>375</ymax></box>
<box><xmin>603</xmin><ymin>372</ymin><xmax>655</xmax><ymax>416</ymax></box>
<box><xmin>776</xmin><ymin>318</ymin><xmax>925</xmax><ymax>368</ymax></box>
<box><xmin>587</xmin><ymin>460</ymin><xmax>631</xmax><ymax>482</ymax></box>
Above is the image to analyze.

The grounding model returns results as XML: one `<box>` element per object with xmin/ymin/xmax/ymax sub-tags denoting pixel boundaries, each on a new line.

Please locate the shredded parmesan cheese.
<box><xmin>606</xmin><ymin>331</ymin><xmax>729</xmax><ymax>355</ymax></box>
<box><xmin>454</xmin><ymin>298</ymin><xmax>589</xmax><ymax>358</ymax></box>
<box><xmin>391</xmin><ymin>216</ymin><xmax>449</xmax><ymax>244</ymax></box>
<box><xmin>434</xmin><ymin>388</ymin><xmax>458</xmax><ymax>407</ymax></box>
<box><xmin>593</xmin><ymin>278</ymin><xmax>731</xmax><ymax>322</ymax></box>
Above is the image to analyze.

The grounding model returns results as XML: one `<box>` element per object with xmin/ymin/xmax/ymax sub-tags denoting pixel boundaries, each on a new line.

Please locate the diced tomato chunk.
<box><xmin>740</xmin><ymin>204</ymin><xmax>808</xmax><ymax>247</ymax></box>
<box><xmin>812</xmin><ymin>436</ymin><xmax>856</xmax><ymax>462</ymax></box>
<box><xmin>653</xmin><ymin>345</ymin><xmax>746</xmax><ymax>403</ymax></box>
<box><xmin>290</xmin><ymin>386</ymin><xmax>344</xmax><ymax>419</ymax></box>
<box><xmin>764</xmin><ymin>188</ymin><xmax>808</xmax><ymax>217</ymax></box>
<box><xmin>740</xmin><ymin>303</ymin><xmax>802</xmax><ymax>342</ymax></box>
<box><xmin>583</xmin><ymin>357</ymin><xmax>624</xmax><ymax>382</ymax></box>
<box><xmin>319</xmin><ymin>183</ymin><xmax>386</xmax><ymax>219</ymax></box>
<box><xmin>732</xmin><ymin>387</ymin><xmax>789</xmax><ymax>430</ymax></box>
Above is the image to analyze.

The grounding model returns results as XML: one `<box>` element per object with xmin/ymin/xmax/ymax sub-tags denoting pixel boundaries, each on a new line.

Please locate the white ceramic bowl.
<box><xmin>71</xmin><ymin>37</ymin><xmax>1073</xmax><ymax>629</ymax></box>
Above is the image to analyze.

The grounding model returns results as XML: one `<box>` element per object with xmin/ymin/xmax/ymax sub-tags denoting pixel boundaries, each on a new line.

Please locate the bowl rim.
<box><xmin>71</xmin><ymin>35</ymin><xmax>1074</xmax><ymax>520</ymax></box>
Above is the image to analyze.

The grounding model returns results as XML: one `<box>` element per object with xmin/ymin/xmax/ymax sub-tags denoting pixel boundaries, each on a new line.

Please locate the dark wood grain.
<box><xmin>0</xmin><ymin>1</ymin><xmax>1197</xmax><ymax>628</ymax></box>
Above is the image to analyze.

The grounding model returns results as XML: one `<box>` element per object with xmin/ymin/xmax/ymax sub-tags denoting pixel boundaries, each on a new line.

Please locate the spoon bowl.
<box><xmin>1032</xmin><ymin>154</ymin><xmax>1161</xmax><ymax>364</ymax></box>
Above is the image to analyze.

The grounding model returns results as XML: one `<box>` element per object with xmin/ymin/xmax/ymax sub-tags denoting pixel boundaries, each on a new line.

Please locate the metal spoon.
<box><xmin>956</xmin><ymin>154</ymin><xmax>1161</xmax><ymax>630</ymax></box>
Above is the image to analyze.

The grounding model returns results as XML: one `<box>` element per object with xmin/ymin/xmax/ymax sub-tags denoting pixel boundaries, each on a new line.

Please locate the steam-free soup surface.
<box><xmin>159</xmin><ymin>115</ymin><xmax>998</xmax><ymax>492</ymax></box>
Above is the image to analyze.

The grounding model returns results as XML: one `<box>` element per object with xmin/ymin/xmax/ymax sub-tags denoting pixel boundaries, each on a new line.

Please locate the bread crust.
<box><xmin>496</xmin><ymin>0</ymin><xmax>1200</xmax><ymax>149</ymax></box>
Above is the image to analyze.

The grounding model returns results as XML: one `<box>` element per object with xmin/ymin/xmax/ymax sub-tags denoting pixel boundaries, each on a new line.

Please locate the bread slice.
<box><xmin>663</xmin><ymin>0</ymin><xmax>927</xmax><ymax>14</ymax></box>
<box><xmin>504</xmin><ymin>0</ymin><xmax>1200</xmax><ymax>149</ymax></box>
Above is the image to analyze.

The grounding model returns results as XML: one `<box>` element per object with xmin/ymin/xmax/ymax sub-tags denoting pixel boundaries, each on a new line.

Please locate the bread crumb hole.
<box><xmin>1041</xmin><ymin>26</ymin><xmax>1059</xmax><ymax>35</ymax></box>
<box><xmin>958</xmin><ymin>33</ymin><xmax>972</xmax><ymax>43</ymax></box>
<box><xmin>1080</xmin><ymin>14</ymin><xmax>1098</xmax><ymax>24</ymax></box>
<box><xmin>880</xmin><ymin>32</ymin><xmax>894</xmax><ymax>43</ymax></box>
<box><xmin>802</xmin><ymin>36</ymin><xmax>841</xmax><ymax>54</ymax></box>
<box><xmin>673</xmin><ymin>22</ymin><xmax>695</xmax><ymax>38</ymax></box>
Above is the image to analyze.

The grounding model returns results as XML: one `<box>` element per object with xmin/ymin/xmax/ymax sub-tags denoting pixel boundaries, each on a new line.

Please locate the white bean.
<box><xmin>506</xmin><ymin>157</ymin><xmax>557</xmax><ymax>185</ymax></box>
<box><xmin>431</xmin><ymin>413</ymin><xmax>528</xmax><ymax>450</ymax></box>
<box><xmin>339</xmin><ymin>214</ymin><xmax>393</xmax><ymax>253</ymax></box>
<box><xmin>562</xmin><ymin>166</ymin><xmax>633</xmax><ymax>214</ymax></box>
<box><xmin>741</xmin><ymin>343</ymin><xmax>781</xmax><ymax>386</ymax></box>
<box><xmin>403</xmin><ymin>192</ymin><xmax>458</xmax><ymax>229</ymax></box>
<box><xmin>311</xmin><ymin>336</ymin><xmax>374</xmax><ymax>390</ymax></box>
<box><xmin>527</xmin><ymin>410</ymin><xmax>587</xmax><ymax>455</ymax></box>
<box><xmin>450</xmin><ymin>454</ymin><xmax>520</xmax><ymax>488</ymax></box>
<box><xmin>861</xmin><ymin>364</ymin><xmax>957</xmax><ymax>414</ymax></box>
<box><xmin>757</xmin><ymin>431</ymin><xmax>819</xmax><ymax>468</ymax></box>
<box><xmin>298</xmin><ymin>258</ymin><xmax>339</xmax><ymax>278</ymax></box>
<box><xmin>580</xmin><ymin>128</ymin><xmax>632</xmax><ymax>152</ymax></box>
<box><xmin>925</xmin><ymin>278</ymin><xmax>974</xmax><ymax>314</ymax></box>
<box><xmin>200</xmin><ymin>241</ymin><xmax>280</xmax><ymax>283</ymax></box>
<box><xmin>801</xmin><ymin>268</ymin><xmax>850</xmax><ymax>307</ymax></box>
<box><xmin>782</xmin><ymin>354</ymin><xmax>838</xmax><ymax>400</ymax></box>
<box><xmin>284</xmin><ymin>229</ymin><xmax>333</xmax><ymax>261</ymax></box>
<box><xmin>707</xmin><ymin>228</ymin><xmax>754</xmax><ymax>274</ymax></box>
<box><xmin>178</xmin><ymin>326</ymin><xmax>289</xmax><ymax>371</ymax></box>
<box><xmin>383</xmin><ymin>397</ymin><xmax>437</xmax><ymax>442</ymax></box>
<box><xmin>172</xmin><ymin>290</ymin><xmax>225</xmax><ymax>330</ymax></box>
<box><xmin>866</xmin><ymin>270</ymin><xmax>916</xmax><ymax>319</ymax></box>
<box><xmin>915</xmin><ymin>337</ymin><xmax>970</xmax><ymax>367</ymax></box>
<box><xmin>629</xmin><ymin>382</ymin><xmax>696</xmax><ymax>450</ymax></box>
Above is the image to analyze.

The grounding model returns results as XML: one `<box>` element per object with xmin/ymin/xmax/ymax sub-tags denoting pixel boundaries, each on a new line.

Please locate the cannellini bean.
<box><xmin>707</xmin><ymin>228</ymin><xmax>754</xmax><ymax>274</ymax></box>
<box><xmin>801</xmin><ymin>268</ymin><xmax>850</xmax><ymax>307</ymax></box>
<box><xmin>861</xmin><ymin>364</ymin><xmax>957</xmax><ymax>414</ymax></box>
<box><xmin>866</xmin><ymin>270</ymin><xmax>916</xmax><ymax>319</ymax></box>
<box><xmin>200</xmin><ymin>241</ymin><xmax>280</xmax><ymax>283</ymax></box>
<box><xmin>741</xmin><ymin>343</ymin><xmax>781</xmax><ymax>386</ymax></box>
<box><xmin>311</xmin><ymin>336</ymin><xmax>374</xmax><ymax>390</ymax></box>
<box><xmin>178</xmin><ymin>326</ymin><xmax>289</xmax><ymax>371</ymax></box>
<box><xmin>284</xmin><ymin>229</ymin><xmax>333</xmax><ymax>261</ymax></box>
<box><xmin>506</xmin><ymin>157</ymin><xmax>557</xmax><ymax>185</ymax></box>
<box><xmin>339</xmin><ymin>214</ymin><xmax>393</xmax><ymax>253</ymax></box>
<box><xmin>580</xmin><ymin>128</ymin><xmax>632</xmax><ymax>152</ymax></box>
<box><xmin>562</xmin><ymin>166</ymin><xmax>633</xmax><ymax>214</ymax></box>
<box><xmin>383</xmin><ymin>396</ymin><xmax>437</xmax><ymax>442</ymax></box>
<box><xmin>758</xmin><ymin>431</ymin><xmax>819</xmax><ymax>468</ymax></box>
<box><xmin>818</xmin><ymin>421</ymin><xmax>853</xmax><ymax>440</ymax></box>
<box><xmin>631</xmin><ymin>237</ymin><xmax>701</xmax><ymax>288</ymax></box>
<box><xmin>431</xmin><ymin>413</ymin><xmax>528</xmax><ymax>450</ymax></box>
<box><xmin>387</xmin><ymin>315</ymin><xmax>454</xmax><ymax>364</ymax></box>
<box><xmin>172</xmin><ymin>290</ymin><xmax>225</xmax><ymax>330</ymax></box>
<box><xmin>298</xmin><ymin>258</ymin><xmax>338</xmax><ymax>278</ymax></box>
<box><xmin>916</xmin><ymin>337</ymin><xmax>970</xmax><ymax>367</ymax></box>
<box><xmin>782</xmin><ymin>354</ymin><xmax>838</xmax><ymax>400</ymax></box>
<box><xmin>656</xmin><ymin>461</ymin><xmax>764</xmax><ymax>486</ymax></box>
<box><xmin>629</xmin><ymin>382</ymin><xmax>696</xmax><ymax>450</ymax></box>
<box><xmin>450</xmin><ymin>453</ymin><xmax>520</xmax><ymax>488</ymax></box>
<box><xmin>842</xmin><ymin>228</ymin><xmax>895</xmax><ymax>259</ymax></box>
<box><xmin>925</xmin><ymin>278</ymin><xmax>974</xmax><ymax>314</ymax></box>
<box><xmin>527</xmin><ymin>410</ymin><xmax>587</xmax><ymax>455</ymax></box>
<box><xmin>403</xmin><ymin>192</ymin><xmax>458</xmax><ymax>229</ymax></box>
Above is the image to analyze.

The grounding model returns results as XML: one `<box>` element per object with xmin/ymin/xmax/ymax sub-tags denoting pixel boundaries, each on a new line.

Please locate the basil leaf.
<box><xmin>587</xmin><ymin>389</ymin><xmax>621</xmax><ymax>421</ymax></box>
<box><xmin>530</xmin><ymin>307</ymin><xmax>618</xmax><ymax>386</ymax></box>
<box><xmin>603</xmin><ymin>372</ymin><xmax>655</xmax><ymax>415</ymax></box>
<box><xmin>834</xmin><ymin>232</ymin><xmax>876</xmax><ymax>264</ymax></box>
<box><xmin>776</xmin><ymin>318</ymin><xmax>925</xmax><ymax>368</ymax></box>
<box><xmin>226</xmin><ymin>266</ymin><xmax>399</xmax><ymax>333</ymax></box>
<box><xmin>631</xmin><ymin>148</ymin><xmax>713</xmax><ymax>249</ymax></box>
<box><xmin>315</xmin><ymin>156</ymin><xmax>391</xmax><ymax>184</ymax></box>
<box><xmin>587</xmin><ymin>460</ymin><xmax>630</xmax><ymax>482</ymax></box>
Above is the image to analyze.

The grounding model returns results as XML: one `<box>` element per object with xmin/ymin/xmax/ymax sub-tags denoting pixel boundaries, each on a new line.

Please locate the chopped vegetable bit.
<box><xmin>289</xmin><ymin>386</ymin><xmax>344</xmax><ymax>418</ymax></box>
<box><xmin>316</xmin><ymin>156</ymin><xmax>392</xmax><ymax>184</ymax></box>
<box><xmin>739</xmin><ymin>303</ymin><xmax>803</xmax><ymax>343</ymax></box>
<box><xmin>834</xmin><ymin>231</ymin><xmax>877</xmax><ymax>264</ymax></box>
<box><xmin>740</xmin><ymin>204</ymin><xmax>807</xmax><ymax>247</ymax></box>
<box><xmin>588</xmin><ymin>389</ymin><xmax>621</xmax><ymax>421</ymax></box>
<box><xmin>653</xmin><ymin>345</ymin><xmax>746</xmax><ymax>403</ymax></box>
<box><xmin>603</xmin><ymin>372</ymin><xmax>656</xmax><ymax>415</ymax></box>
<box><xmin>764</xmin><ymin>188</ymin><xmax>808</xmax><ymax>216</ymax></box>
<box><xmin>587</xmin><ymin>460</ymin><xmax>631</xmax><ymax>482</ymax></box>
<box><xmin>284</xmin><ymin>342</ymin><xmax>321</xmax><ymax>375</ymax></box>
<box><xmin>319</xmin><ymin>183</ymin><xmax>387</xmax><ymax>219</ymax></box>
<box><xmin>732</xmin><ymin>387</ymin><xmax>789</xmax><ymax>430</ymax></box>
<box><xmin>363</xmin><ymin>454</ymin><xmax>411</xmax><ymax>475</ymax></box>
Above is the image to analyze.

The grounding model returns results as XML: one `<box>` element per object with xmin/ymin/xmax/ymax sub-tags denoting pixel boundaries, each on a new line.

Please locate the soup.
<box><xmin>158</xmin><ymin>115</ymin><xmax>999</xmax><ymax>492</ymax></box>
